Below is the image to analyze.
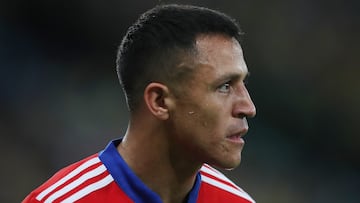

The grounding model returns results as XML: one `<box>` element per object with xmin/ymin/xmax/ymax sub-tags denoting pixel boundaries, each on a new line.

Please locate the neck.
<box><xmin>118</xmin><ymin>117</ymin><xmax>201</xmax><ymax>203</ymax></box>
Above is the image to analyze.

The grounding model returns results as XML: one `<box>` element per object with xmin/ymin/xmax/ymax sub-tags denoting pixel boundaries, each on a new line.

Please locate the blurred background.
<box><xmin>1</xmin><ymin>0</ymin><xmax>359</xmax><ymax>202</ymax></box>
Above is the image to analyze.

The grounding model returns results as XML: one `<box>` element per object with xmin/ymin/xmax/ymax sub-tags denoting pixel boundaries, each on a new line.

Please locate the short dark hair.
<box><xmin>116</xmin><ymin>4</ymin><xmax>242</xmax><ymax>111</ymax></box>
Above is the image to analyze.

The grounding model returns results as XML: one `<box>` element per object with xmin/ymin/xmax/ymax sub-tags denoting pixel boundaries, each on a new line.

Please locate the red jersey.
<box><xmin>23</xmin><ymin>139</ymin><xmax>255</xmax><ymax>203</ymax></box>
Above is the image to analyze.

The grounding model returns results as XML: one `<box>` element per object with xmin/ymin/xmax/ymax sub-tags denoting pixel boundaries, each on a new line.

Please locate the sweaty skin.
<box><xmin>168</xmin><ymin>34</ymin><xmax>256</xmax><ymax>170</ymax></box>
<box><xmin>118</xmin><ymin>34</ymin><xmax>256</xmax><ymax>203</ymax></box>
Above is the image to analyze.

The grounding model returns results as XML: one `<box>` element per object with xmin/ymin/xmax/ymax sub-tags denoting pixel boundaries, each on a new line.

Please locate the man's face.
<box><xmin>169</xmin><ymin>34</ymin><xmax>256</xmax><ymax>169</ymax></box>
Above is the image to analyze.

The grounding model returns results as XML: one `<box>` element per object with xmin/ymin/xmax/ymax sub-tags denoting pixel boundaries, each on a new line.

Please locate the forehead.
<box><xmin>195</xmin><ymin>34</ymin><xmax>243</xmax><ymax>59</ymax></box>
<box><xmin>192</xmin><ymin>34</ymin><xmax>248</xmax><ymax>80</ymax></box>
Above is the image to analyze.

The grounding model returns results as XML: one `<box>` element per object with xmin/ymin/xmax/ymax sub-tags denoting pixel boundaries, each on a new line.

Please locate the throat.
<box><xmin>138</xmin><ymin>167</ymin><xmax>199</xmax><ymax>203</ymax></box>
<box><xmin>117</xmin><ymin>135</ymin><xmax>201</xmax><ymax>203</ymax></box>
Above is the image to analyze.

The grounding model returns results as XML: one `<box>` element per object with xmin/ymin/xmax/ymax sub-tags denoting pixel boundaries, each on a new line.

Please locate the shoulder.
<box><xmin>22</xmin><ymin>154</ymin><xmax>127</xmax><ymax>203</ymax></box>
<box><xmin>198</xmin><ymin>164</ymin><xmax>255</xmax><ymax>203</ymax></box>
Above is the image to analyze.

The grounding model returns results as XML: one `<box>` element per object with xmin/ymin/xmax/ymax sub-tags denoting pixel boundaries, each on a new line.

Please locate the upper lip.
<box><xmin>227</xmin><ymin>128</ymin><xmax>248</xmax><ymax>138</ymax></box>
<box><xmin>231</xmin><ymin>119</ymin><xmax>249</xmax><ymax>137</ymax></box>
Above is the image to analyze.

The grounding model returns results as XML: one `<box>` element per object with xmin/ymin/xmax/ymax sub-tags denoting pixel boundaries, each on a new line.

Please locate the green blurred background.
<box><xmin>1</xmin><ymin>0</ymin><xmax>359</xmax><ymax>202</ymax></box>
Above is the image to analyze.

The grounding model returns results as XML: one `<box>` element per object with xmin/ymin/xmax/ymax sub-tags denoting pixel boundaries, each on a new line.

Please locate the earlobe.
<box><xmin>144</xmin><ymin>83</ymin><xmax>170</xmax><ymax>120</ymax></box>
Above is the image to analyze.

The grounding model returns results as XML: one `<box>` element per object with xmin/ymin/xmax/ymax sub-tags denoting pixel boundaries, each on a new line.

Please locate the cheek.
<box><xmin>173</xmin><ymin>107</ymin><xmax>215</xmax><ymax>138</ymax></box>
<box><xmin>192</xmin><ymin>106</ymin><xmax>226</xmax><ymax>137</ymax></box>
<box><xmin>172</xmin><ymin>94</ymin><xmax>230</xmax><ymax>139</ymax></box>
<box><xmin>200</xmin><ymin>110</ymin><xmax>218</xmax><ymax>128</ymax></box>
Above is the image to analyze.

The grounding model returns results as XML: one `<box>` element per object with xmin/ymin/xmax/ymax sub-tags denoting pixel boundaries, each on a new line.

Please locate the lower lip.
<box><xmin>226</xmin><ymin>135</ymin><xmax>244</xmax><ymax>144</ymax></box>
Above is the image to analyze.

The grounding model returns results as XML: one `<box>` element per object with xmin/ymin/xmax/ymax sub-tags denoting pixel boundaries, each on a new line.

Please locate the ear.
<box><xmin>144</xmin><ymin>82</ymin><xmax>172</xmax><ymax>120</ymax></box>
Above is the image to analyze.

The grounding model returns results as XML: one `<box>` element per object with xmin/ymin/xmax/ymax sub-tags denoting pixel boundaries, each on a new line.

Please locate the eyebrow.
<box><xmin>213</xmin><ymin>71</ymin><xmax>250</xmax><ymax>85</ymax></box>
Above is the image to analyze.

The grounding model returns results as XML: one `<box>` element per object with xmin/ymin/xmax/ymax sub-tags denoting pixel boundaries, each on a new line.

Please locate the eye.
<box><xmin>218</xmin><ymin>82</ymin><xmax>231</xmax><ymax>93</ymax></box>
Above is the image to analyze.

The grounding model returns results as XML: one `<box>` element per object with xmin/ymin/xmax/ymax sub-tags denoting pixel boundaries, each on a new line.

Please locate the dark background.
<box><xmin>1</xmin><ymin>0</ymin><xmax>359</xmax><ymax>202</ymax></box>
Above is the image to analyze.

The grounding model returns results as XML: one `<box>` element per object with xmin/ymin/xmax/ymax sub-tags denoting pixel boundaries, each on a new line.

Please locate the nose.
<box><xmin>232</xmin><ymin>84</ymin><xmax>256</xmax><ymax>119</ymax></box>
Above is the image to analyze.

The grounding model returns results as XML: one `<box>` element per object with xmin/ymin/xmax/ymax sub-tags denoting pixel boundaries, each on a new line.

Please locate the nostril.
<box><xmin>233</xmin><ymin>106</ymin><xmax>256</xmax><ymax>119</ymax></box>
<box><xmin>237</xmin><ymin>113</ymin><xmax>247</xmax><ymax>119</ymax></box>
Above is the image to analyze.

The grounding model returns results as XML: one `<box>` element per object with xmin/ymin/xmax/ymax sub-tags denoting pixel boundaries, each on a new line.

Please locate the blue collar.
<box><xmin>99</xmin><ymin>139</ymin><xmax>201</xmax><ymax>203</ymax></box>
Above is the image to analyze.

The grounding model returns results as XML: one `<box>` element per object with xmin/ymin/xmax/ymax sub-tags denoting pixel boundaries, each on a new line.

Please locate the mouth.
<box><xmin>226</xmin><ymin>133</ymin><xmax>245</xmax><ymax>144</ymax></box>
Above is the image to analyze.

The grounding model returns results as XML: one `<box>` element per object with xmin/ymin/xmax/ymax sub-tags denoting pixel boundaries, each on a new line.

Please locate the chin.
<box><xmin>224</xmin><ymin>161</ymin><xmax>241</xmax><ymax>171</ymax></box>
<box><xmin>211</xmin><ymin>157</ymin><xmax>242</xmax><ymax>170</ymax></box>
